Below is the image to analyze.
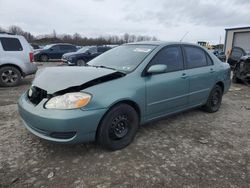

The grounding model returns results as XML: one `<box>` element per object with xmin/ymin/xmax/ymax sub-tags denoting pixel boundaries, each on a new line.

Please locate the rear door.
<box><xmin>49</xmin><ymin>45</ymin><xmax>61</xmax><ymax>59</ymax></box>
<box><xmin>182</xmin><ymin>45</ymin><xmax>215</xmax><ymax>106</ymax></box>
<box><xmin>145</xmin><ymin>45</ymin><xmax>189</xmax><ymax>120</ymax></box>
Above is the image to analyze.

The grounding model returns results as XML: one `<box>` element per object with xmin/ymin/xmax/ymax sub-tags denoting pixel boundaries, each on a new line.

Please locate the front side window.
<box><xmin>0</xmin><ymin>37</ymin><xmax>23</xmax><ymax>51</ymax></box>
<box><xmin>149</xmin><ymin>46</ymin><xmax>184</xmax><ymax>72</ymax></box>
<box><xmin>184</xmin><ymin>46</ymin><xmax>207</xmax><ymax>69</ymax></box>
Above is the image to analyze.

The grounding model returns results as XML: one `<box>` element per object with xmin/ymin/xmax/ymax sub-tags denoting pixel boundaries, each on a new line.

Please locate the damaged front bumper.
<box><xmin>18</xmin><ymin>93</ymin><xmax>107</xmax><ymax>144</ymax></box>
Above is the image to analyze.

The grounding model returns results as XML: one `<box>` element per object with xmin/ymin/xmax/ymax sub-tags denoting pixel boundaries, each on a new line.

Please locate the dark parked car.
<box><xmin>232</xmin><ymin>55</ymin><xmax>250</xmax><ymax>84</ymax></box>
<box><xmin>213</xmin><ymin>50</ymin><xmax>226</xmax><ymax>62</ymax></box>
<box><xmin>62</xmin><ymin>46</ymin><xmax>111</xmax><ymax>66</ymax></box>
<box><xmin>227</xmin><ymin>47</ymin><xmax>248</xmax><ymax>68</ymax></box>
<box><xmin>34</xmin><ymin>43</ymin><xmax>77</xmax><ymax>62</ymax></box>
<box><xmin>30</xmin><ymin>43</ymin><xmax>40</xmax><ymax>50</ymax></box>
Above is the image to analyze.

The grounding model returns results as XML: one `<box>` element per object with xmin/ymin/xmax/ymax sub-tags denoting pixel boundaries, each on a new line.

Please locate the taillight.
<box><xmin>29</xmin><ymin>52</ymin><xmax>34</xmax><ymax>63</ymax></box>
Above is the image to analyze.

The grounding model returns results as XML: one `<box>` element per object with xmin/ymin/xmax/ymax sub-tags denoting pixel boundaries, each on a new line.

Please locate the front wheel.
<box><xmin>202</xmin><ymin>85</ymin><xmax>223</xmax><ymax>113</ymax></box>
<box><xmin>97</xmin><ymin>104</ymin><xmax>139</xmax><ymax>151</ymax></box>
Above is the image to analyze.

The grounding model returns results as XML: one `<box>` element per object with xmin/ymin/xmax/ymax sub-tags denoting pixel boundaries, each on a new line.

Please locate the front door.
<box><xmin>145</xmin><ymin>46</ymin><xmax>189</xmax><ymax>120</ymax></box>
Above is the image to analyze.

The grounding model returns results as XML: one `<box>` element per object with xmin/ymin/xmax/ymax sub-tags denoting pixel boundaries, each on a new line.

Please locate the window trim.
<box><xmin>143</xmin><ymin>45</ymin><xmax>185</xmax><ymax>76</ymax></box>
<box><xmin>182</xmin><ymin>44</ymin><xmax>214</xmax><ymax>69</ymax></box>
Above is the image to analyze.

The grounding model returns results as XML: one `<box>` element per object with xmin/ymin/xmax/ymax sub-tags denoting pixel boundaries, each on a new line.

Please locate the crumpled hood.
<box><xmin>32</xmin><ymin>66</ymin><xmax>117</xmax><ymax>94</ymax></box>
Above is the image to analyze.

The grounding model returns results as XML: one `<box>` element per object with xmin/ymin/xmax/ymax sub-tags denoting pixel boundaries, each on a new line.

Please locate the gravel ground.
<box><xmin>0</xmin><ymin>62</ymin><xmax>250</xmax><ymax>188</ymax></box>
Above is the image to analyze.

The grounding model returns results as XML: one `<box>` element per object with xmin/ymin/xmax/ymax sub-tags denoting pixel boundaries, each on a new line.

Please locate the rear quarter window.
<box><xmin>0</xmin><ymin>37</ymin><xmax>23</xmax><ymax>51</ymax></box>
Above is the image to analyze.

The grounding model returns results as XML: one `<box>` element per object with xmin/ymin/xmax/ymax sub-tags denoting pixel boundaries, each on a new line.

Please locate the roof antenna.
<box><xmin>180</xmin><ymin>31</ymin><xmax>189</xmax><ymax>42</ymax></box>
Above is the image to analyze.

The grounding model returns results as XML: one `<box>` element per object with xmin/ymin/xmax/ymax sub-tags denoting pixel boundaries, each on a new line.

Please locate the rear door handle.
<box><xmin>181</xmin><ymin>73</ymin><xmax>188</xmax><ymax>79</ymax></box>
<box><xmin>210</xmin><ymin>68</ymin><xmax>215</xmax><ymax>73</ymax></box>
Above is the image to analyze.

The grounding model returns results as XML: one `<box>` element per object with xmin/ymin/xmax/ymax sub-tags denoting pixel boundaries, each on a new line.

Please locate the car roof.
<box><xmin>50</xmin><ymin>43</ymin><xmax>75</xmax><ymax>46</ymax></box>
<box><xmin>126</xmin><ymin>41</ymin><xmax>203</xmax><ymax>48</ymax></box>
<box><xmin>0</xmin><ymin>33</ymin><xmax>24</xmax><ymax>39</ymax></box>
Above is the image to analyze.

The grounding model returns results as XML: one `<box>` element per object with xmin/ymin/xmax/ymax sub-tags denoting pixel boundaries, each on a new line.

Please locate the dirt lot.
<box><xmin>0</xmin><ymin>63</ymin><xmax>250</xmax><ymax>188</ymax></box>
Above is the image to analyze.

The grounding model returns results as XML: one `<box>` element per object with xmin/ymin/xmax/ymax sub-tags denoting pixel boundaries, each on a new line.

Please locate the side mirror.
<box><xmin>50</xmin><ymin>48</ymin><xmax>53</xmax><ymax>51</ymax></box>
<box><xmin>147</xmin><ymin>64</ymin><xmax>167</xmax><ymax>75</ymax></box>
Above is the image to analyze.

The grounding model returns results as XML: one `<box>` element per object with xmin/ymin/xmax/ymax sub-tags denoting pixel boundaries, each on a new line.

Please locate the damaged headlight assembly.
<box><xmin>45</xmin><ymin>92</ymin><xmax>91</xmax><ymax>109</ymax></box>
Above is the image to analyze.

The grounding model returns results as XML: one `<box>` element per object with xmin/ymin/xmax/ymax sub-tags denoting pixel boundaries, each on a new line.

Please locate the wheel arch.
<box><xmin>215</xmin><ymin>81</ymin><xmax>224</xmax><ymax>93</ymax></box>
<box><xmin>39</xmin><ymin>53</ymin><xmax>49</xmax><ymax>61</ymax></box>
<box><xmin>0</xmin><ymin>64</ymin><xmax>23</xmax><ymax>76</ymax></box>
<box><xmin>95</xmin><ymin>99</ymin><xmax>141</xmax><ymax>140</ymax></box>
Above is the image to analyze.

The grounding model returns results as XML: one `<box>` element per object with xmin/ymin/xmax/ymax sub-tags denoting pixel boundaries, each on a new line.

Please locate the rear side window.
<box><xmin>184</xmin><ymin>46</ymin><xmax>207</xmax><ymax>68</ymax></box>
<box><xmin>149</xmin><ymin>46</ymin><xmax>184</xmax><ymax>72</ymax></box>
<box><xmin>0</xmin><ymin>37</ymin><xmax>23</xmax><ymax>51</ymax></box>
<box><xmin>98</xmin><ymin>47</ymin><xmax>110</xmax><ymax>53</ymax></box>
<box><xmin>206</xmin><ymin>55</ymin><xmax>213</xmax><ymax>65</ymax></box>
<box><xmin>231</xmin><ymin>48</ymin><xmax>243</xmax><ymax>59</ymax></box>
<box><xmin>60</xmin><ymin>45</ymin><xmax>75</xmax><ymax>51</ymax></box>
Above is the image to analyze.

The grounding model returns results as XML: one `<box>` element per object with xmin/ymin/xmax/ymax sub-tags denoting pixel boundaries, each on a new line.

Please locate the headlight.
<box><xmin>45</xmin><ymin>92</ymin><xmax>91</xmax><ymax>109</ymax></box>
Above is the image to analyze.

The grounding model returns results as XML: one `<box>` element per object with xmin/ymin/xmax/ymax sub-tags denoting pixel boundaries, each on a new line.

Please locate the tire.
<box><xmin>203</xmin><ymin>85</ymin><xmax>223</xmax><ymax>113</ymax></box>
<box><xmin>76</xmin><ymin>59</ymin><xmax>86</xmax><ymax>66</ymax></box>
<box><xmin>0</xmin><ymin>66</ymin><xmax>22</xmax><ymax>87</ymax></box>
<box><xmin>232</xmin><ymin>66</ymin><xmax>241</xmax><ymax>83</ymax></box>
<box><xmin>40</xmin><ymin>54</ymin><xmax>49</xmax><ymax>62</ymax></box>
<box><xmin>97</xmin><ymin>104</ymin><xmax>139</xmax><ymax>151</ymax></box>
<box><xmin>232</xmin><ymin>75</ymin><xmax>241</xmax><ymax>83</ymax></box>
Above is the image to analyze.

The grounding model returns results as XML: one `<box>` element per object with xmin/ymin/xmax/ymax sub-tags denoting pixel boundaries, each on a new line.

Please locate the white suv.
<box><xmin>0</xmin><ymin>32</ymin><xmax>37</xmax><ymax>86</ymax></box>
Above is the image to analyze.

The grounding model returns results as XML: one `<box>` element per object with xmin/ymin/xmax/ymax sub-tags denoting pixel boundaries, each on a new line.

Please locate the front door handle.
<box><xmin>181</xmin><ymin>73</ymin><xmax>188</xmax><ymax>79</ymax></box>
<box><xmin>210</xmin><ymin>68</ymin><xmax>215</xmax><ymax>73</ymax></box>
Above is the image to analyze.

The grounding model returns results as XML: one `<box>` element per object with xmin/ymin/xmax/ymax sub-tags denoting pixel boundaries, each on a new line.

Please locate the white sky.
<box><xmin>0</xmin><ymin>0</ymin><xmax>250</xmax><ymax>44</ymax></box>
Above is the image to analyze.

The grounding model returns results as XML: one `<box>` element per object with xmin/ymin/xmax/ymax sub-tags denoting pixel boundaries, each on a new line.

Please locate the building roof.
<box><xmin>225</xmin><ymin>26</ymin><xmax>250</xmax><ymax>31</ymax></box>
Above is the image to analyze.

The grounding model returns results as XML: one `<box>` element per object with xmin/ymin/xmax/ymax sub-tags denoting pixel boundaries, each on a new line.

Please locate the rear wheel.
<box><xmin>202</xmin><ymin>85</ymin><xmax>223</xmax><ymax>113</ymax></box>
<box><xmin>232</xmin><ymin>65</ymin><xmax>241</xmax><ymax>83</ymax></box>
<box><xmin>40</xmin><ymin>54</ymin><xmax>48</xmax><ymax>62</ymax></box>
<box><xmin>97</xmin><ymin>104</ymin><xmax>139</xmax><ymax>151</ymax></box>
<box><xmin>76</xmin><ymin>59</ymin><xmax>86</xmax><ymax>66</ymax></box>
<box><xmin>0</xmin><ymin>66</ymin><xmax>21</xmax><ymax>87</ymax></box>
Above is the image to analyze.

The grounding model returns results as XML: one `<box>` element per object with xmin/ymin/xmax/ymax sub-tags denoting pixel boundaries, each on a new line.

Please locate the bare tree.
<box><xmin>124</xmin><ymin>33</ymin><xmax>129</xmax><ymax>43</ymax></box>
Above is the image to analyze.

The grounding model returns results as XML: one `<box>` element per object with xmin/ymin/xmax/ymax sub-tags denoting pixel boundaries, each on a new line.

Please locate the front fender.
<box><xmin>82</xmin><ymin>74</ymin><xmax>146</xmax><ymax>118</ymax></box>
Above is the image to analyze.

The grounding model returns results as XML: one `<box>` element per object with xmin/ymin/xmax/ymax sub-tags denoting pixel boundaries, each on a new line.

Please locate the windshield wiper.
<box><xmin>91</xmin><ymin>65</ymin><xmax>116</xmax><ymax>70</ymax></box>
<box><xmin>87</xmin><ymin>65</ymin><xmax>127</xmax><ymax>74</ymax></box>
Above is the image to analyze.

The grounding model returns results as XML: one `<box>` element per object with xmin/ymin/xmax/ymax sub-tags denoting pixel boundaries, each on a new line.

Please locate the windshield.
<box><xmin>77</xmin><ymin>47</ymin><xmax>90</xmax><ymax>53</ymax></box>
<box><xmin>43</xmin><ymin>44</ymin><xmax>53</xmax><ymax>50</ymax></box>
<box><xmin>88</xmin><ymin>44</ymin><xmax>156</xmax><ymax>72</ymax></box>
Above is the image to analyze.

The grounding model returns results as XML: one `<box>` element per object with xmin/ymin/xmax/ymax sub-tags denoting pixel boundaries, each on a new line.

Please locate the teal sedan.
<box><xmin>18</xmin><ymin>42</ymin><xmax>231</xmax><ymax>150</ymax></box>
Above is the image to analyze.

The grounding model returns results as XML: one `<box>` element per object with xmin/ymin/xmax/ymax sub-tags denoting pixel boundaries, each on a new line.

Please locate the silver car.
<box><xmin>0</xmin><ymin>32</ymin><xmax>37</xmax><ymax>86</ymax></box>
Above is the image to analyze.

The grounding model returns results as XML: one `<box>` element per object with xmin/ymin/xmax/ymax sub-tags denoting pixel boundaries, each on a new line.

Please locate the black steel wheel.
<box><xmin>97</xmin><ymin>103</ymin><xmax>139</xmax><ymax>151</ymax></box>
<box><xmin>203</xmin><ymin>85</ymin><xmax>223</xmax><ymax>113</ymax></box>
<box><xmin>0</xmin><ymin>66</ymin><xmax>21</xmax><ymax>87</ymax></box>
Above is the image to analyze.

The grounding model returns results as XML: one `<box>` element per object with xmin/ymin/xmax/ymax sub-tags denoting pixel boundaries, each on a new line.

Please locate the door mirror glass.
<box><xmin>147</xmin><ymin>64</ymin><xmax>167</xmax><ymax>74</ymax></box>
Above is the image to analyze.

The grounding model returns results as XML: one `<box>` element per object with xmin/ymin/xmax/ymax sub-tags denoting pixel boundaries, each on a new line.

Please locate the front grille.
<box><xmin>27</xmin><ymin>86</ymin><xmax>47</xmax><ymax>105</ymax></box>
